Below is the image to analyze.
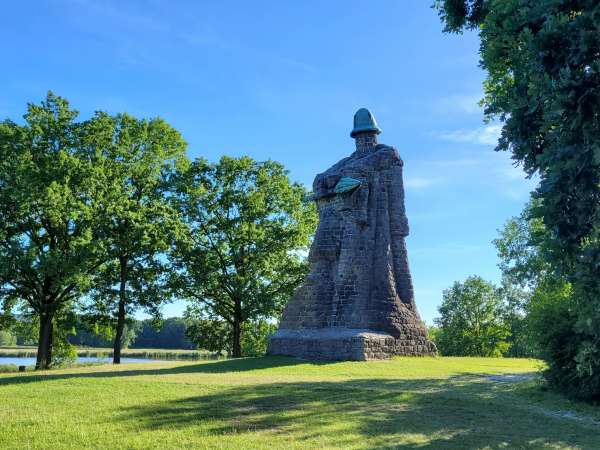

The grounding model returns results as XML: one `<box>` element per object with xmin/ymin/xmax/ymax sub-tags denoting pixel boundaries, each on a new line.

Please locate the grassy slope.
<box><xmin>0</xmin><ymin>357</ymin><xmax>598</xmax><ymax>449</ymax></box>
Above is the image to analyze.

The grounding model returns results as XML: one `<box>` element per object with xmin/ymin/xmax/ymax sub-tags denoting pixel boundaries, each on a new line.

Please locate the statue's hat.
<box><xmin>350</xmin><ymin>108</ymin><xmax>382</xmax><ymax>138</ymax></box>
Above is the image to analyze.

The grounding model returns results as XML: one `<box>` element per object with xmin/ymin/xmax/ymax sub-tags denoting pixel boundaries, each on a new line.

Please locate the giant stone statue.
<box><xmin>268</xmin><ymin>108</ymin><xmax>437</xmax><ymax>360</ymax></box>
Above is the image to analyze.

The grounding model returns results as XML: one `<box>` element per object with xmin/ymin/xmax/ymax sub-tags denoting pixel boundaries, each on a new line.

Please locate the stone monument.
<box><xmin>268</xmin><ymin>108</ymin><xmax>437</xmax><ymax>360</ymax></box>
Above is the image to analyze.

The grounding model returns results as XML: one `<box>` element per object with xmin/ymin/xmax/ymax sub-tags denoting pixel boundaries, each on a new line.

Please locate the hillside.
<box><xmin>1</xmin><ymin>357</ymin><xmax>598</xmax><ymax>449</ymax></box>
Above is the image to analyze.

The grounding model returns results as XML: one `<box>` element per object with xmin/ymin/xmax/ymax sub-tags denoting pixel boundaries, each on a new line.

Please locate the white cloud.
<box><xmin>436</xmin><ymin>93</ymin><xmax>483</xmax><ymax>114</ymax></box>
<box><xmin>408</xmin><ymin>147</ymin><xmax>537</xmax><ymax>201</ymax></box>
<box><xmin>439</xmin><ymin>125</ymin><xmax>502</xmax><ymax>146</ymax></box>
<box><xmin>404</xmin><ymin>176</ymin><xmax>445</xmax><ymax>190</ymax></box>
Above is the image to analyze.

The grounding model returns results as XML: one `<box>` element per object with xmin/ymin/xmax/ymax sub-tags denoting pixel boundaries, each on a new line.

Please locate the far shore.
<box><xmin>0</xmin><ymin>346</ymin><xmax>220</xmax><ymax>360</ymax></box>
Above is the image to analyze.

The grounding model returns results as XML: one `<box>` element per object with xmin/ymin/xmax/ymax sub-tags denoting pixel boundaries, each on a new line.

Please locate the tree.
<box><xmin>241</xmin><ymin>319</ymin><xmax>277</xmax><ymax>357</ymax></box>
<box><xmin>494</xmin><ymin>204</ymin><xmax>579</xmax><ymax>380</ymax></box>
<box><xmin>0</xmin><ymin>93</ymin><xmax>109</xmax><ymax>369</ymax></box>
<box><xmin>66</xmin><ymin>314</ymin><xmax>139</xmax><ymax>349</ymax></box>
<box><xmin>132</xmin><ymin>317</ymin><xmax>195</xmax><ymax>349</ymax></box>
<box><xmin>0</xmin><ymin>330</ymin><xmax>16</xmax><ymax>346</ymax></box>
<box><xmin>172</xmin><ymin>156</ymin><xmax>317</xmax><ymax>357</ymax></box>
<box><xmin>184</xmin><ymin>313</ymin><xmax>231</xmax><ymax>355</ymax></box>
<box><xmin>435</xmin><ymin>276</ymin><xmax>510</xmax><ymax>357</ymax></box>
<box><xmin>12</xmin><ymin>313</ymin><xmax>38</xmax><ymax>346</ymax></box>
<box><xmin>497</xmin><ymin>279</ymin><xmax>535</xmax><ymax>358</ymax></box>
<box><xmin>84</xmin><ymin>112</ymin><xmax>188</xmax><ymax>363</ymax></box>
<box><xmin>437</xmin><ymin>0</ymin><xmax>600</xmax><ymax>400</ymax></box>
<box><xmin>184</xmin><ymin>305</ymin><xmax>276</xmax><ymax>356</ymax></box>
<box><xmin>493</xmin><ymin>202</ymin><xmax>553</xmax><ymax>291</ymax></box>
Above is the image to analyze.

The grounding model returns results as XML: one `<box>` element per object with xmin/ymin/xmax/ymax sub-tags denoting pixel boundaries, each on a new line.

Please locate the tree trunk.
<box><xmin>113</xmin><ymin>256</ymin><xmax>128</xmax><ymax>364</ymax></box>
<box><xmin>232</xmin><ymin>300</ymin><xmax>243</xmax><ymax>358</ymax></box>
<box><xmin>36</xmin><ymin>311</ymin><xmax>54</xmax><ymax>370</ymax></box>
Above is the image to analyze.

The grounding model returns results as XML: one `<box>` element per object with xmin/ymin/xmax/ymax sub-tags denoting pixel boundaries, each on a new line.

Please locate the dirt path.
<box><xmin>483</xmin><ymin>372</ymin><xmax>600</xmax><ymax>428</ymax></box>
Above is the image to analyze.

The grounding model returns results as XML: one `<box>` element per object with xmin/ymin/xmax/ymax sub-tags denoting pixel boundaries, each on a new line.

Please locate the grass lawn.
<box><xmin>0</xmin><ymin>356</ymin><xmax>598</xmax><ymax>449</ymax></box>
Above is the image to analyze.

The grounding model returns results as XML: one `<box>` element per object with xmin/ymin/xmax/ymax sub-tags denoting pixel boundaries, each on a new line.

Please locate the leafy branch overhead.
<box><xmin>437</xmin><ymin>0</ymin><xmax>600</xmax><ymax>401</ymax></box>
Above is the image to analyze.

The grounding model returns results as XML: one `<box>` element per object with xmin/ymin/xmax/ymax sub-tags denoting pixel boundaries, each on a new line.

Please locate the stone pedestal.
<box><xmin>268</xmin><ymin>328</ymin><xmax>435</xmax><ymax>360</ymax></box>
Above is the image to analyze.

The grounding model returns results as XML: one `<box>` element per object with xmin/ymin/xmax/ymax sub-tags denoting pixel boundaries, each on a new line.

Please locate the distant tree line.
<box><xmin>2</xmin><ymin>312</ymin><xmax>273</xmax><ymax>356</ymax></box>
<box><xmin>0</xmin><ymin>92</ymin><xmax>317</xmax><ymax>368</ymax></box>
<box><xmin>68</xmin><ymin>317</ymin><xmax>196</xmax><ymax>350</ymax></box>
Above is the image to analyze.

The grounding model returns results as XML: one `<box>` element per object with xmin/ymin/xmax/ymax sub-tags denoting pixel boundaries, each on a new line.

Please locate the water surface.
<box><xmin>0</xmin><ymin>356</ymin><xmax>160</xmax><ymax>366</ymax></box>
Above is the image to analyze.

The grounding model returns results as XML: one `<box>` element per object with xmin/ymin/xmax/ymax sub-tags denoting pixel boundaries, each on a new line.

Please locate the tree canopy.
<box><xmin>83</xmin><ymin>112</ymin><xmax>188</xmax><ymax>363</ymax></box>
<box><xmin>171</xmin><ymin>156</ymin><xmax>317</xmax><ymax>357</ymax></box>
<box><xmin>0</xmin><ymin>93</ymin><xmax>110</xmax><ymax>368</ymax></box>
<box><xmin>437</xmin><ymin>0</ymin><xmax>600</xmax><ymax>400</ymax></box>
<box><xmin>435</xmin><ymin>276</ymin><xmax>510</xmax><ymax>357</ymax></box>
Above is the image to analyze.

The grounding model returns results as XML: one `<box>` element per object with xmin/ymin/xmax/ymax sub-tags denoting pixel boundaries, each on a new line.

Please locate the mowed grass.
<box><xmin>1</xmin><ymin>356</ymin><xmax>599</xmax><ymax>449</ymax></box>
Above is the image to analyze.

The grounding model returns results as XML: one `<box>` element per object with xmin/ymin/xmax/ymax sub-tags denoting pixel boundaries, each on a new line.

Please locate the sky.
<box><xmin>0</xmin><ymin>0</ymin><xmax>536</xmax><ymax>324</ymax></box>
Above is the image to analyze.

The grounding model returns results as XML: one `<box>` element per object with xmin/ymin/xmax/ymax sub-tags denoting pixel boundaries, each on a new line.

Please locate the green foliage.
<box><xmin>497</xmin><ymin>280</ymin><xmax>536</xmax><ymax>358</ymax></box>
<box><xmin>68</xmin><ymin>317</ymin><xmax>139</xmax><ymax>349</ymax></box>
<box><xmin>0</xmin><ymin>364</ymin><xmax>20</xmax><ymax>373</ymax></box>
<box><xmin>494</xmin><ymin>206</ymin><xmax>598</xmax><ymax>396</ymax></box>
<box><xmin>435</xmin><ymin>276</ymin><xmax>510</xmax><ymax>357</ymax></box>
<box><xmin>132</xmin><ymin>317</ymin><xmax>194</xmax><ymax>350</ymax></box>
<box><xmin>241</xmin><ymin>320</ymin><xmax>277</xmax><ymax>357</ymax></box>
<box><xmin>426</xmin><ymin>325</ymin><xmax>440</xmax><ymax>349</ymax></box>
<box><xmin>51</xmin><ymin>315</ymin><xmax>77</xmax><ymax>367</ymax></box>
<box><xmin>13</xmin><ymin>314</ymin><xmax>38</xmax><ymax>346</ymax></box>
<box><xmin>0</xmin><ymin>300</ymin><xmax>17</xmax><ymax>332</ymax></box>
<box><xmin>0</xmin><ymin>330</ymin><xmax>16</xmax><ymax>346</ymax></box>
<box><xmin>493</xmin><ymin>202</ymin><xmax>551</xmax><ymax>290</ymax></box>
<box><xmin>66</xmin><ymin>316</ymin><xmax>115</xmax><ymax>348</ymax></box>
<box><xmin>171</xmin><ymin>156</ymin><xmax>317</xmax><ymax>357</ymax></box>
<box><xmin>527</xmin><ymin>280</ymin><xmax>575</xmax><ymax>372</ymax></box>
<box><xmin>494</xmin><ymin>205</ymin><xmax>558</xmax><ymax>359</ymax></box>
<box><xmin>437</xmin><ymin>0</ymin><xmax>600</xmax><ymax>401</ymax></box>
<box><xmin>0</xmin><ymin>92</ymin><xmax>113</xmax><ymax>368</ymax></box>
<box><xmin>0</xmin><ymin>93</ymin><xmax>188</xmax><ymax>367</ymax></box>
<box><xmin>184</xmin><ymin>306</ymin><xmax>277</xmax><ymax>356</ymax></box>
<box><xmin>434</xmin><ymin>0</ymin><xmax>487</xmax><ymax>32</ymax></box>
<box><xmin>83</xmin><ymin>112</ymin><xmax>188</xmax><ymax>360</ymax></box>
<box><xmin>1</xmin><ymin>94</ymin><xmax>315</xmax><ymax>364</ymax></box>
<box><xmin>51</xmin><ymin>334</ymin><xmax>77</xmax><ymax>367</ymax></box>
<box><xmin>184</xmin><ymin>315</ymin><xmax>231</xmax><ymax>355</ymax></box>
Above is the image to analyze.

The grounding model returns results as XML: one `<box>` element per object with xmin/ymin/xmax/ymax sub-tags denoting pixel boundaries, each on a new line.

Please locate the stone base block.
<box><xmin>267</xmin><ymin>328</ymin><xmax>436</xmax><ymax>361</ymax></box>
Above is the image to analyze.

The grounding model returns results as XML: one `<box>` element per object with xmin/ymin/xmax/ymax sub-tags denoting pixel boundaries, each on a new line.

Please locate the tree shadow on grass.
<box><xmin>0</xmin><ymin>356</ymin><xmax>313</xmax><ymax>385</ymax></box>
<box><xmin>120</xmin><ymin>376</ymin><xmax>600</xmax><ymax>449</ymax></box>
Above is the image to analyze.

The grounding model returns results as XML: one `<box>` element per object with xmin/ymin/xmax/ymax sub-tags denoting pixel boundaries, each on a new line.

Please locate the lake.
<box><xmin>0</xmin><ymin>356</ymin><xmax>160</xmax><ymax>366</ymax></box>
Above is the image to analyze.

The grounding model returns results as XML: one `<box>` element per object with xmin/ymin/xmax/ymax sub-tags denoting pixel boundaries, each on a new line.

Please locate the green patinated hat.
<box><xmin>350</xmin><ymin>108</ymin><xmax>381</xmax><ymax>138</ymax></box>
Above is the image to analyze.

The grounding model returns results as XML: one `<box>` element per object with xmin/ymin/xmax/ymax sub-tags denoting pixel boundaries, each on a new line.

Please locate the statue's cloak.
<box><xmin>270</xmin><ymin>144</ymin><xmax>436</xmax><ymax>358</ymax></box>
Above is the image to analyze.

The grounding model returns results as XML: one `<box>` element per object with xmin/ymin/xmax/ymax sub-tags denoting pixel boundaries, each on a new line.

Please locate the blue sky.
<box><xmin>1</xmin><ymin>0</ymin><xmax>536</xmax><ymax>324</ymax></box>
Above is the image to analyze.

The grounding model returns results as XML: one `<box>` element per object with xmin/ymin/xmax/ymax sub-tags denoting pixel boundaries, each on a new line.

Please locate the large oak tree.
<box><xmin>0</xmin><ymin>93</ymin><xmax>109</xmax><ymax>369</ymax></box>
<box><xmin>171</xmin><ymin>156</ymin><xmax>317</xmax><ymax>357</ymax></box>
<box><xmin>84</xmin><ymin>112</ymin><xmax>188</xmax><ymax>363</ymax></box>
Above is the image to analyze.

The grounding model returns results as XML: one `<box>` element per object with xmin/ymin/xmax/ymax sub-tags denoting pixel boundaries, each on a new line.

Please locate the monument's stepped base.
<box><xmin>268</xmin><ymin>328</ymin><xmax>437</xmax><ymax>361</ymax></box>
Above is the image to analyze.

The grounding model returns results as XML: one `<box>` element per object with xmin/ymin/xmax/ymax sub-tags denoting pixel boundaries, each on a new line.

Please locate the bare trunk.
<box><xmin>113</xmin><ymin>256</ymin><xmax>128</xmax><ymax>364</ymax></box>
<box><xmin>232</xmin><ymin>300</ymin><xmax>242</xmax><ymax>358</ymax></box>
<box><xmin>36</xmin><ymin>311</ymin><xmax>54</xmax><ymax>370</ymax></box>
